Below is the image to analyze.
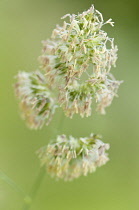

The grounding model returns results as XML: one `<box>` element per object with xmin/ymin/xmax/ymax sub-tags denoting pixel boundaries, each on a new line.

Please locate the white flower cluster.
<box><xmin>14</xmin><ymin>5</ymin><xmax>122</xmax><ymax>180</ymax></box>
<box><xmin>15</xmin><ymin>71</ymin><xmax>57</xmax><ymax>129</ymax></box>
<box><xmin>15</xmin><ymin>5</ymin><xmax>121</xmax><ymax>127</ymax></box>
<box><xmin>39</xmin><ymin>5</ymin><xmax>122</xmax><ymax>118</ymax></box>
<box><xmin>37</xmin><ymin>134</ymin><xmax>110</xmax><ymax>181</ymax></box>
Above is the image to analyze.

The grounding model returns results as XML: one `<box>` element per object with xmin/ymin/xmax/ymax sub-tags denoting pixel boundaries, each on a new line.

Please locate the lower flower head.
<box><xmin>37</xmin><ymin>134</ymin><xmax>110</xmax><ymax>181</ymax></box>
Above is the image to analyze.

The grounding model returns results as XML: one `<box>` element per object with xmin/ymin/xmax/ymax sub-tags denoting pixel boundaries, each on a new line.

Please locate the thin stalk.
<box><xmin>22</xmin><ymin>166</ymin><xmax>45</xmax><ymax>210</ymax></box>
<box><xmin>58</xmin><ymin>112</ymin><xmax>65</xmax><ymax>133</ymax></box>
<box><xmin>22</xmin><ymin>114</ymin><xmax>65</xmax><ymax>210</ymax></box>
<box><xmin>49</xmin><ymin>111</ymin><xmax>65</xmax><ymax>138</ymax></box>
<box><xmin>0</xmin><ymin>170</ymin><xmax>25</xmax><ymax>196</ymax></box>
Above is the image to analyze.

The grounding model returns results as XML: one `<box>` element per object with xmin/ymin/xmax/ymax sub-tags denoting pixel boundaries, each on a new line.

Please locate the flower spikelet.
<box><xmin>59</xmin><ymin>74</ymin><xmax>122</xmax><ymax>117</ymax></box>
<box><xmin>96</xmin><ymin>74</ymin><xmax>123</xmax><ymax>114</ymax></box>
<box><xmin>37</xmin><ymin>134</ymin><xmax>110</xmax><ymax>181</ymax></box>
<box><xmin>39</xmin><ymin>5</ymin><xmax>117</xmax><ymax>85</ymax></box>
<box><xmin>39</xmin><ymin>5</ymin><xmax>122</xmax><ymax>117</ymax></box>
<box><xmin>15</xmin><ymin>71</ymin><xmax>57</xmax><ymax>129</ymax></box>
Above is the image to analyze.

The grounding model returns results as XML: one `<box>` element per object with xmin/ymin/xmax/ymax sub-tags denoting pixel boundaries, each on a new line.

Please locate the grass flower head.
<box><xmin>15</xmin><ymin>71</ymin><xmax>57</xmax><ymax>129</ymax></box>
<box><xmin>38</xmin><ymin>134</ymin><xmax>110</xmax><ymax>181</ymax></box>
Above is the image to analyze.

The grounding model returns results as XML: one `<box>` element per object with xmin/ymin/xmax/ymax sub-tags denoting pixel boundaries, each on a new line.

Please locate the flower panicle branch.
<box><xmin>15</xmin><ymin>71</ymin><xmax>57</xmax><ymax>129</ymax></box>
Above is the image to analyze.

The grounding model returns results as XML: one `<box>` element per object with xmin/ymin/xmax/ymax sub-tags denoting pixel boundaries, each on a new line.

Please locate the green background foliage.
<box><xmin>0</xmin><ymin>0</ymin><xmax>139</xmax><ymax>209</ymax></box>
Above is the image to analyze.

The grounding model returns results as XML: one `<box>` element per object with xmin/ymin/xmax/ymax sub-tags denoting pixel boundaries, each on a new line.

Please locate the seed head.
<box><xmin>37</xmin><ymin>134</ymin><xmax>110</xmax><ymax>181</ymax></box>
<box><xmin>39</xmin><ymin>5</ymin><xmax>122</xmax><ymax>117</ymax></box>
<box><xmin>15</xmin><ymin>71</ymin><xmax>57</xmax><ymax>129</ymax></box>
<box><xmin>15</xmin><ymin>5</ymin><xmax>122</xmax><ymax>127</ymax></box>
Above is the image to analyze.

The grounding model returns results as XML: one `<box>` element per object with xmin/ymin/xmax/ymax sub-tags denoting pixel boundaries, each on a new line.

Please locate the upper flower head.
<box><xmin>15</xmin><ymin>5</ymin><xmax>122</xmax><ymax>127</ymax></box>
<box><xmin>39</xmin><ymin>5</ymin><xmax>122</xmax><ymax>117</ymax></box>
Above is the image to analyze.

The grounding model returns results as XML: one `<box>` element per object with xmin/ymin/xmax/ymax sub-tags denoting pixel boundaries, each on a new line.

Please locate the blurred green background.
<box><xmin>0</xmin><ymin>0</ymin><xmax>139</xmax><ymax>209</ymax></box>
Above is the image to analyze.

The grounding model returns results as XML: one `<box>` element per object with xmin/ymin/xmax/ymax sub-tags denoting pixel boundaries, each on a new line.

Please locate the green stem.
<box><xmin>0</xmin><ymin>170</ymin><xmax>25</xmax><ymax>196</ymax></box>
<box><xmin>58</xmin><ymin>112</ymin><xmax>65</xmax><ymax>133</ymax></box>
<box><xmin>22</xmin><ymin>167</ymin><xmax>45</xmax><ymax>210</ymax></box>
<box><xmin>22</xmin><ymin>113</ymin><xmax>65</xmax><ymax>210</ymax></box>
<box><xmin>49</xmin><ymin>112</ymin><xmax>65</xmax><ymax>138</ymax></box>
